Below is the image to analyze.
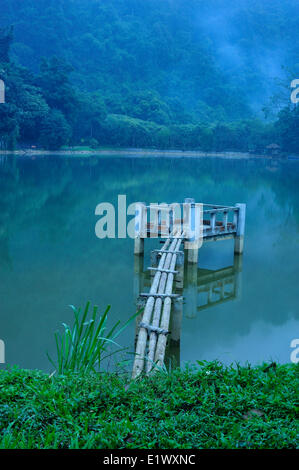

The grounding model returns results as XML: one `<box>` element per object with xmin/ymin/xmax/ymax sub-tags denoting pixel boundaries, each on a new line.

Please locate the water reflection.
<box><xmin>133</xmin><ymin>250</ymin><xmax>243</xmax><ymax>369</ymax></box>
<box><xmin>0</xmin><ymin>154</ymin><xmax>298</xmax><ymax>369</ymax></box>
<box><xmin>185</xmin><ymin>253</ymin><xmax>242</xmax><ymax>318</ymax></box>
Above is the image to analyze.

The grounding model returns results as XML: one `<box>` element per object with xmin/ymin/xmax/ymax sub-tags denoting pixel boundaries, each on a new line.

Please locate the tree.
<box><xmin>37</xmin><ymin>57</ymin><xmax>79</xmax><ymax>121</ymax></box>
<box><xmin>39</xmin><ymin>109</ymin><xmax>71</xmax><ymax>150</ymax></box>
<box><xmin>73</xmin><ymin>92</ymin><xmax>107</xmax><ymax>145</ymax></box>
<box><xmin>0</xmin><ymin>26</ymin><xmax>13</xmax><ymax>63</ymax></box>
<box><xmin>275</xmin><ymin>106</ymin><xmax>299</xmax><ymax>153</ymax></box>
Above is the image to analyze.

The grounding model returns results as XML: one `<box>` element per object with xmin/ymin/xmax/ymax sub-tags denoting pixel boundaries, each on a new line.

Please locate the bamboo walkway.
<box><xmin>132</xmin><ymin>233</ymin><xmax>184</xmax><ymax>378</ymax></box>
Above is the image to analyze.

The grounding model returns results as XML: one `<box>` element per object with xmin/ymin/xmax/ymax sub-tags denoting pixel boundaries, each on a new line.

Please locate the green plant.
<box><xmin>0</xmin><ymin>363</ymin><xmax>297</xmax><ymax>449</ymax></box>
<box><xmin>47</xmin><ymin>301</ymin><xmax>137</xmax><ymax>374</ymax></box>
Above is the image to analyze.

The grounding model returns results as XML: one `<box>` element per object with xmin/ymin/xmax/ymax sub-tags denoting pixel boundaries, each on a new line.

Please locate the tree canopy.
<box><xmin>0</xmin><ymin>0</ymin><xmax>298</xmax><ymax>152</ymax></box>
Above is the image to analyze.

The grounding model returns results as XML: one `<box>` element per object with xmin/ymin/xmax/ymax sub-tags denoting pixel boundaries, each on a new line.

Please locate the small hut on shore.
<box><xmin>266</xmin><ymin>143</ymin><xmax>281</xmax><ymax>156</ymax></box>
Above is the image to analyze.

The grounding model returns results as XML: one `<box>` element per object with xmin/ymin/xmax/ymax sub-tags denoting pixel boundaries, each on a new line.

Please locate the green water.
<box><xmin>0</xmin><ymin>154</ymin><xmax>298</xmax><ymax>371</ymax></box>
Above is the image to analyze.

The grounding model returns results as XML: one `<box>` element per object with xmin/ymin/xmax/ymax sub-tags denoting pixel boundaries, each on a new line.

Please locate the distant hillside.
<box><xmin>1</xmin><ymin>0</ymin><xmax>298</xmax><ymax>122</ymax></box>
<box><xmin>0</xmin><ymin>0</ymin><xmax>298</xmax><ymax>151</ymax></box>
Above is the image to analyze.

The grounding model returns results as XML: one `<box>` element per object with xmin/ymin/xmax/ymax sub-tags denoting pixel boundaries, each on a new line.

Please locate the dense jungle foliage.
<box><xmin>0</xmin><ymin>0</ymin><xmax>298</xmax><ymax>151</ymax></box>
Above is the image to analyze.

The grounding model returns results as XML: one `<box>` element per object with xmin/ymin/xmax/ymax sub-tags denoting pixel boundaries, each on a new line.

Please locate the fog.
<box><xmin>196</xmin><ymin>0</ymin><xmax>299</xmax><ymax>112</ymax></box>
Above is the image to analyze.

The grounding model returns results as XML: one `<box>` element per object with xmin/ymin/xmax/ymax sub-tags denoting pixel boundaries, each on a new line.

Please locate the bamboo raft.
<box><xmin>132</xmin><ymin>199</ymin><xmax>246</xmax><ymax>379</ymax></box>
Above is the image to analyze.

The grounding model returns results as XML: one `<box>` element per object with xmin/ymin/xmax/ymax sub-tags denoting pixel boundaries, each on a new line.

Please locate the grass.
<box><xmin>0</xmin><ymin>361</ymin><xmax>297</xmax><ymax>449</ymax></box>
<box><xmin>47</xmin><ymin>302</ymin><xmax>137</xmax><ymax>374</ymax></box>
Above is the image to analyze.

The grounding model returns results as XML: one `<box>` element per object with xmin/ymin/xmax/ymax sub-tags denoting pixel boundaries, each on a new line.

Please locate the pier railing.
<box><xmin>202</xmin><ymin>204</ymin><xmax>239</xmax><ymax>238</ymax></box>
<box><xmin>134</xmin><ymin>200</ymin><xmax>246</xmax><ymax>257</ymax></box>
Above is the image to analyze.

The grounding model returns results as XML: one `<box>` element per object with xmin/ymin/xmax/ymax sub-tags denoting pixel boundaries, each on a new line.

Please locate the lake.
<box><xmin>0</xmin><ymin>153</ymin><xmax>298</xmax><ymax>371</ymax></box>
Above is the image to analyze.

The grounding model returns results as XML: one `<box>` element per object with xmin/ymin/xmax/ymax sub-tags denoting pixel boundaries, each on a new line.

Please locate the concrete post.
<box><xmin>134</xmin><ymin>202</ymin><xmax>146</xmax><ymax>255</ymax></box>
<box><xmin>234</xmin><ymin>203</ymin><xmax>246</xmax><ymax>254</ymax></box>
<box><xmin>210</xmin><ymin>210</ymin><xmax>216</xmax><ymax>234</ymax></box>
<box><xmin>134</xmin><ymin>237</ymin><xmax>144</xmax><ymax>256</ymax></box>
<box><xmin>223</xmin><ymin>210</ymin><xmax>228</xmax><ymax>231</ymax></box>
<box><xmin>184</xmin><ymin>198</ymin><xmax>199</xmax><ymax>264</ymax></box>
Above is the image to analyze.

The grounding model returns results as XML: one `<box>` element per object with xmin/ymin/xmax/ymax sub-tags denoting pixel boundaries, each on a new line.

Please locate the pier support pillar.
<box><xmin>184</xmin><ymin>198</ymin><xmax>199</xmax><ymax>264</ymax></box>
<box><xmin>134</xmin><ymin>237</ymin><xmax>144</xmax><ymax>256</ymax></box>
<box><xmin>187</xmin><ymin>247</ymin><xmax>199</xmax><ymax>264</ymax></box>
<box><xmin>233</xmin><ymin>253</ymin><xmax>243</xmax><ymax>273</ymax></box>
<box><xmin>234</xmin><ymin>203</ymin><xmax>246</xmax><ymax>255</ymax></box>
<box><xmin>234</xmin><ymin>236</ymin><xmax>244</xmax><ymax>255</ymax></box>
<box><xmin>134</xmin><ymin>202</ymin><xmax>146</xmax><ymax>256</ymax></box>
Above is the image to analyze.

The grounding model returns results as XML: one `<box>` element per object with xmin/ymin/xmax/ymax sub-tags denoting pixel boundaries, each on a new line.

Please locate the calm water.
<box><xmin>0</xmin><ymin>154</ymin><xmax>298</xmax><ymax>371</ymax></box>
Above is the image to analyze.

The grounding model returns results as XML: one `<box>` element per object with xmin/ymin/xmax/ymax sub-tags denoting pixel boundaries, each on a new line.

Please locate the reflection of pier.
<box><xmin>133</xmin><ymin>248</ymin><xmax>243</xmax><ymax>371</ymax></box>
<box><xmin>185</xmin><ymin>253</ymin><xmax>242</xmax><ymax>318</ymax></box>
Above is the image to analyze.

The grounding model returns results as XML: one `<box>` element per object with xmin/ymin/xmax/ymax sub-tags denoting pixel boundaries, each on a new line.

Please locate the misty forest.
<box><xmin>0</xmin><ymin>0</ymin><xmax>298</xmax><ymax>152</ymax></box>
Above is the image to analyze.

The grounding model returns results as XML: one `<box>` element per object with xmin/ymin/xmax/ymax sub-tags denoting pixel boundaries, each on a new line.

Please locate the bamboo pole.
<box><xmin>145</xmin><ymin>237</ymin><xmax>179</xmax><ymax>373</ymax></box>
<box><xmin>154</xmin><ymin>237</ymin><xmax>183</xmax><ymax>370</ymax></box>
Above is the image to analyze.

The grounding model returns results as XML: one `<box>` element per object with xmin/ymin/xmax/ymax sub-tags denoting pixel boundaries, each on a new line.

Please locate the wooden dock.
<box><xmin>132</xmin><ymin>199</ymin><xmax>246</xmax><ymax>378</ymax></box>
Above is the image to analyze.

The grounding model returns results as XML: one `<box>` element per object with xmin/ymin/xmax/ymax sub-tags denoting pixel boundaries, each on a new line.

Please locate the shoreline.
<box><xmin>1</xmin><ymin>148</ymin><xmax>298</xmax><ymax>160</ymax></box>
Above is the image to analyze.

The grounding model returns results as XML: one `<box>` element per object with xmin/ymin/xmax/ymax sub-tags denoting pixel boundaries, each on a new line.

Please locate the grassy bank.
<box><xmin>0</xmin><ymin>362</ymin><xmax>297</xmax><ymax>449</ymax></box>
